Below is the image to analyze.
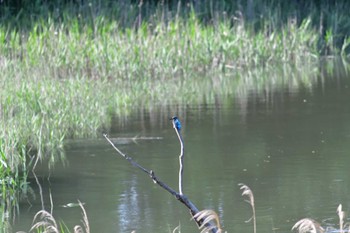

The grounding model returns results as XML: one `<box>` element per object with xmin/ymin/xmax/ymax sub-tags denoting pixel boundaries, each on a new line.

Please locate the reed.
<box><xmin>292</xmin><ymin>218</ymin><xmax>325</xmax><ymax>233</ymax></box>
<box><xmin>19</xmin><ymin>201</ymin><xmax>89</xmax><ymax>233</ymax></box>
<box><xmin>193</xmin><ymin>209</ymin><xmax>223</xmax><ymax>233</ymax></box>
<box><xmin>239</xmin><ymin>183</ymin><xmax>256</xmax><ymax>233</ymax></box>
<box><xmin>292</xmin><ymin>204</ymin><xmax>350</xmax><ymax>233</ymax></box>
<box><xmin>338</xmin><ymin>204</ymin><xmax>345</xmax><ymax>233</ymax></box>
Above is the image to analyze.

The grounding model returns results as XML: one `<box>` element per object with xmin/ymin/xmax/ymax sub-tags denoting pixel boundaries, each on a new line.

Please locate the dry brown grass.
<box><xmin>74</xmin><ymin>201</ymin><xmax>90</xmax><ymax>233</ymax></box>
<box><xmin>19</xmin><ymin>183</ymin><xmax>350</xmax><ymax>233</ymax></box>
<box><xmin>172</xmin><ymin>225</ymin><xmax>181</xmax><ymax>233</ymax></box>
<box><xmin>292</xmin><ymin>204</ymin><xmax>350</xmax><ymax>233</ymax></box>
<box><xmin>192</xmin><ymin>209</ymin><xmax>223</xmax><ymax>233</ymax></box>
<box><xmin>338</xmin><ymin>204</ymin><xmax>345</xmax><ymax>233</ymax></box>
<box><xmin>292</xmin><ymin>218</ymin><xmax>325</xmax><ymax>233</ymax></box>
<box><xmin>30</xmin><ymin>210</ymin><xmax>59</xmax><ymax>233</ymax></box>
<box><xmin>238</xmin><ymin>183</ymin><xmax>256</xmax><ymax>233</ymax></box>
<box><xmin>20</xmin><ymin>200</ymin><xmax>89</xmax><ymax>233</ymax></box>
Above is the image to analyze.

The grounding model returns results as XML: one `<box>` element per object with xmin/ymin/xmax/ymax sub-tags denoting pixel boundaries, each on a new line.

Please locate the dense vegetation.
<box><xmin>2</xmin><ymin>0</ymin><xmax>350</xmax><ymax>53</ymax></box>
<box><xmin>1</xmin><ymin>0</ymin><xmax>350</xmax><ymax>231</ymax></box>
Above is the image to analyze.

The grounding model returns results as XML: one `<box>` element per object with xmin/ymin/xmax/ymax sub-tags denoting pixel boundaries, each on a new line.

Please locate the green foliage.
<box><xmin>0</xmin><ymin>1</ymin><xmax>328</xmax><ymax>177</ymax></box>
<box><xmin>1</xmin><ymin>0</ymin><xmax>350</xmax><ymax>52</ymax></box>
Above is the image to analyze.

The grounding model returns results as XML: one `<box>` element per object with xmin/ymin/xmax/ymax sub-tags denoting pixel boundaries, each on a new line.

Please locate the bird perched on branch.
<box><xmin>170</xmin><ymin>116</ymin><xmax>182</xmax><ymax>131</ymax></box>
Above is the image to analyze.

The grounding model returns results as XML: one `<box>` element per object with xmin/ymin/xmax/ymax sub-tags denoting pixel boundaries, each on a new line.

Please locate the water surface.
<box><xmin>15</xmin><ymin>60</ymin><xmax>350</xmax><ymax>233</ymax></box>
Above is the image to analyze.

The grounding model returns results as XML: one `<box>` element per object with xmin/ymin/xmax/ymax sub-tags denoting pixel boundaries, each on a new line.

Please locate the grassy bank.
<box><xmin>0</xmin><ymin>0</ymin><xmax>350</xmax><ymax>229</ymax></box>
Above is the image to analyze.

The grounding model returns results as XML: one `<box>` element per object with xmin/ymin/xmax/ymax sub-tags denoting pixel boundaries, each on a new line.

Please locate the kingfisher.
<box><xmin>170</xmin><ymin>116</ymin><xmax>182</xmax><ymax>131</ymax></box>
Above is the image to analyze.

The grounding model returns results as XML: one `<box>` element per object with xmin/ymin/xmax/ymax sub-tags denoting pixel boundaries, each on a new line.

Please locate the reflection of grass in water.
<box><xmin>0</xmin><ymin>62</ymin><xmax>321</xmax><ymax>178</ymax></box>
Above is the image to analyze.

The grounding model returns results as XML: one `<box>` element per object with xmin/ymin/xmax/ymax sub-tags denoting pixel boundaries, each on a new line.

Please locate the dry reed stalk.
<box><xmin>73</xmin><ymin>200</ymin><xmax>90</xmax><ymax>233</ymax></box>
<box><xmin>193</xmin><ymin>209</ymin><xmax>223</xmax><ymax>233</ymax></box>
<box><xmin>292</xmin><ymin>218</ymin><xmax>325</xmax><ymax>233</ymax></box>
<box><xmin>26</xmin><ymin>200</ymin><xmax>89</xmax><ymax>233</ymax></box>
<box><xmin>238</xmin><ymin>183</ymin><xmax>256</xmax><ymax>233</ymax></box>
<box><xmin>172</xmin><ymin>225</ymin><xmax>181</xmax><ymax>233</ymax></box>
<box><xmin>29</xmin><ymin>210</ymin><xmax>59</xmax><ymax>233</ymax></box>
<box><xmin>337</xmin><ymin>204</ymin><xmax>345</xmax><ymax>233</ymax></box>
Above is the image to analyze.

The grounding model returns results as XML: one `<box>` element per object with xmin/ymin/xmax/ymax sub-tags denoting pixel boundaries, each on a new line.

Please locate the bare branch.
<box><xmin>170</xmin><ymin>116</ymin><xmax>184</xmax><ymax>195</ymax></box>
<box><xmin>103</xmin><ymin>133</ymin><xmax>218</xmax><ymax>232</ymax></box>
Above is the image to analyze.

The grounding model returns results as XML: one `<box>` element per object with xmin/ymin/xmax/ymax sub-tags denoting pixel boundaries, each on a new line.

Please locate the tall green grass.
<box><xmin>2</xmin><ymin>0</ymin><xmax>350</xmax><ymax>54</ymax></box>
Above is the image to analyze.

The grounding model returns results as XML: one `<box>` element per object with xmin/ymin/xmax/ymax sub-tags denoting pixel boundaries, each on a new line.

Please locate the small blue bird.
<box><xmin>170</xmin><ymin>116</ymin><xmax>182</xmax><ymax>131</ymax></box>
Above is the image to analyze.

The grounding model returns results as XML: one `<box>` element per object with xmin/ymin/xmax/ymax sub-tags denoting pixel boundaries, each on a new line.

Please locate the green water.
<box><xmin>14</xmin><ymin>61</ymin><xmax>350</xmax><ymax>233</ymax></box>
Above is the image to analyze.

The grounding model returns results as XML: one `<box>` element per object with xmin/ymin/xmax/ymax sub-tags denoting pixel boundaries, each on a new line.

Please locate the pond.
<box><xmin>14</xmin><ymin>59</ymin><xmax>350</xmax><ymax>233</ymax></box>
